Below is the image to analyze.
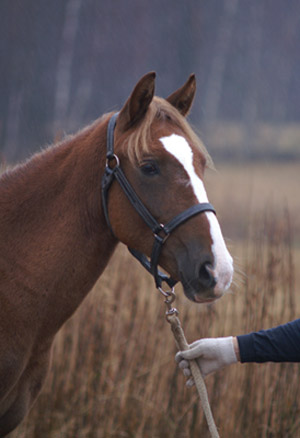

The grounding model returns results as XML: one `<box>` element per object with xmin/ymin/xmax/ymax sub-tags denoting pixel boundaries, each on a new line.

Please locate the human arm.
<box><xmin>176</xmin><ymin>318</ymin><xmax>300</xmax><ymax>380</ymax></box>
<box><xmin>237</xmin><ymin>318</ymin><xmax>300</xmax><ymax>362</ymax></box>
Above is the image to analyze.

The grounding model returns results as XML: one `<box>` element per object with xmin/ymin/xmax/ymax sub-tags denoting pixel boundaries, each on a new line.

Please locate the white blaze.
<box><xmin>160</xmin><ymin>134</ymin><xmax>233</xmax><ymax>293</ymax></box>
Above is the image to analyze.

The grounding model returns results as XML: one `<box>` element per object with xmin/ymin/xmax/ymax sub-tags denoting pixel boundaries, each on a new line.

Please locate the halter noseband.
<box><xmin>101</xmin><ymin>113</ymin><xmax>216</xmax><ymax>290</ymax></box>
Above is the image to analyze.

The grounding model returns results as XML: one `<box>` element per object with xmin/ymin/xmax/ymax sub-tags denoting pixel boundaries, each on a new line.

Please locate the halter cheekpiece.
<box><xmin>101</xmin><ymin>113</ymin><xmax>216</xmax><ymax>291</ymax></box>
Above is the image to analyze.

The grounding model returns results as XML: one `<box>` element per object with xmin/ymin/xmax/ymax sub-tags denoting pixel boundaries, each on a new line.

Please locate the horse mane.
<box><xmin>125</xmin><ymin>97</ymin><xmax>214</xmax><ymax>168</ymax></box>
<box><xmin>0</xmin><ymin>100</ymin><xmax>212</xmax><ymax>191</ymax></box>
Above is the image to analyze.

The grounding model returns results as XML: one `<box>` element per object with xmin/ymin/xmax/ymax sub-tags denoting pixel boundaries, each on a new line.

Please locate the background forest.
<box><xmin>1</xmin><ymin>0</ymin><xmax>300</xmax><ymax>162</ymax></box>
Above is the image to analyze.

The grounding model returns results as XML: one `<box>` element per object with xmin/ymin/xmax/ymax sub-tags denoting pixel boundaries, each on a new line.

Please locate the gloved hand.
<box><xmin>175</xmin><ymin>337</ymin><xmax>238</xmax><ymax>385</ymax></box>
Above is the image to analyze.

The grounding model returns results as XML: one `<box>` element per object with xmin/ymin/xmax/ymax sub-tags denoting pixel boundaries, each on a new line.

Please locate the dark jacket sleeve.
<box><xmin>237</xmin><ymin>319</ymin><xmax>300</xmax><ymax>363</ymax></box>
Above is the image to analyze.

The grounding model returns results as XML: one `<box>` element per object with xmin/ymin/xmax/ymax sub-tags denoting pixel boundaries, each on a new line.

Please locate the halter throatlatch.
<box><xmin>101</xmin><ymin>113</ymin><xmax>216</xmax><ymax>290</ymax></box>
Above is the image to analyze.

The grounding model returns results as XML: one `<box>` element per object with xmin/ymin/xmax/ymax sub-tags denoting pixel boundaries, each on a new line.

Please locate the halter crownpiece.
<box><xmin>101</xmin><ymin>113</ymin><xmax>216</xmax><ymax>290</ymax></box>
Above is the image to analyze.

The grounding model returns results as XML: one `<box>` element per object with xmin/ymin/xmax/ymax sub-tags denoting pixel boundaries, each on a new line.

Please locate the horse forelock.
<box><xmin>124</xmin><ymin>97</ymin><xmax>214</xmax><ymax>169</ymax></box>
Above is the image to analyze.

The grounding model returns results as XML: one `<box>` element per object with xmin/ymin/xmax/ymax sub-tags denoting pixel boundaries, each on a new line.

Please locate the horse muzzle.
<box><xmin>178</xmin><ymin>253</ymin><xmax>233</xmax><ymax>303</ymax></box>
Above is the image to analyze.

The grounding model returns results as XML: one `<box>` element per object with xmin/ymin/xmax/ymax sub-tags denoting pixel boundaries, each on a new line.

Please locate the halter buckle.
<box><xmin>154</xmin><ymin>223</ymin><xmax>169</xmax><ymax>244</ymax></box>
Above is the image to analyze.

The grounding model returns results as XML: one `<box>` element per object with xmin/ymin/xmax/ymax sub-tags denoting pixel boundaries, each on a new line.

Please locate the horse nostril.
<box><xmin>198</xmin><ymin>262</ymin><xmax>217</xmax><ymax>289</ymax></box>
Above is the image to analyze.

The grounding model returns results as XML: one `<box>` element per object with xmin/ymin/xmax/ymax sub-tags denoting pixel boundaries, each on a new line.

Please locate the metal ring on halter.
<box><xmin>158</xmin><ymin>286</ymin><xmax>175</xmax><ymax>301</ymax></box>
<box><xmin>106</xmin><ymin>154</ymin><xmax>120</xmax><ymax>169</ymax></box>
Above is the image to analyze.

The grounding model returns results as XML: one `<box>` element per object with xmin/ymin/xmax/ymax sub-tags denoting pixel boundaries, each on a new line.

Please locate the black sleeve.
<box><xmin>237</xmin><ymin>319</ymin><xmax>300</xmax><ymax>363</ymax></box>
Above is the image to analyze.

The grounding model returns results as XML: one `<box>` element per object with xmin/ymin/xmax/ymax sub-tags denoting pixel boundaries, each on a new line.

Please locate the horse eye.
<box><xmin>140</xmin><ymin>162</ymin><xmax>159</xmax><ymax>176</ymax></box>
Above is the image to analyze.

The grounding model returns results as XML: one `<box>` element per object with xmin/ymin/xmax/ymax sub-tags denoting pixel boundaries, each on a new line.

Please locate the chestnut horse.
<box><xmin>0</xmin><ymin>72</ymin><xmax>233</xmax><ymax>436</ymax></box>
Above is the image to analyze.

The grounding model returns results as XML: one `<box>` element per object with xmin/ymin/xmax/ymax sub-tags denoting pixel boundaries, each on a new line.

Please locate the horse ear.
<box><xmin>166</xmin><ymin>74</ymin><xmax>196</xmax><ymax>116</ymax></box>
<box><xmin>117</xmin><ymin>72</ymin><xmax>156</xmax><ymax>131</ymax></box>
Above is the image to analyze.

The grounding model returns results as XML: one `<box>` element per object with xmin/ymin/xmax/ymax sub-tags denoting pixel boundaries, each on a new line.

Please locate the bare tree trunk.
<box><xmin>68</xmin><ymin>78</ymin><xmax>93</xmax><ymax>130</ymax></box>
<box><xmin>242</xmin><ymin>1</ymin><xmax>264</xmax><ymax>156</ymax></box>
<box><xmin>203</xmin><ymin>0</ymin><xmax>239</xmax><ymax>124</ymax></box>
<box><xmin>3</xmin><ymin>89</ymin><xmax>23</xmax><ymax>163</ymax></box>
<box><xmin>53</xmin><ymin>0</ymin><xmax>82</xmax><ymax>137</ymax></box>
<box><xmin>272</xmin><ymin>9</ymin><xmax>299</xmax><ymax>122</ymax></box>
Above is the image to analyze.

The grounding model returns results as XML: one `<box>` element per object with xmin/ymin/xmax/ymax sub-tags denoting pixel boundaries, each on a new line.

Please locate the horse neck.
<box><xmin>0</xmin><ymin>116</ymin><xmax>117</xmax><ymax>338</ymax></box>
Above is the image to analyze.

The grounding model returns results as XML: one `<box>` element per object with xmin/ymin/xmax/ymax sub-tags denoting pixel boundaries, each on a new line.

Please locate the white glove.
<box><xmin>175</xmin><ymin>337</ymin><xmax>238</xmax><ymax>385</ymax></box>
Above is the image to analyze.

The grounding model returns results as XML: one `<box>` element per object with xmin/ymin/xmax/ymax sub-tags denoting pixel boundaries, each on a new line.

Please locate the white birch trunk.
<box><xmin>53</xmin><ymin>0</ymin><xmax>82</xmax><ymax>137</ymax></box>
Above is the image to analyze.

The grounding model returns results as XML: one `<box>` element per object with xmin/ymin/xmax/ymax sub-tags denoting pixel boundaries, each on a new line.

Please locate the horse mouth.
<box><xmin>185</xmin><ymin>289</ymin><xmax>221</xmax><ymax>304</ymax></box>
<box><xmin>193</xmin><ymin>295</ymin><xmax>220</xmax><ymax>304</ymax></box>
<box><xmin>179</xmin><ymin>271</ymin><xmax>223</xmax><ymax>304</ymax></box>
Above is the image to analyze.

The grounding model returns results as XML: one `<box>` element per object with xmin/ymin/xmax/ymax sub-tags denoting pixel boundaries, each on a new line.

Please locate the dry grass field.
<box><xmin>9</xmin><ymin>161</ymin><xmax>300</xmax><ymax>438</ymax></box>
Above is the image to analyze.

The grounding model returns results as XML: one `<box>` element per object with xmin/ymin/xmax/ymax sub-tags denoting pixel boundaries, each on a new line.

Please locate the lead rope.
<box><xmin>160</xmin><ymin>288</ymin><xmax>220</xmax><ymax>438</ymax></box>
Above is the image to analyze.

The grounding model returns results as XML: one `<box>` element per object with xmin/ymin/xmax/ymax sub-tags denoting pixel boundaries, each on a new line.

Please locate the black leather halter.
<box><xmin>101</xmin><ymin>113</ymin><xmax>216</xmax><ymax>290</ymax></box>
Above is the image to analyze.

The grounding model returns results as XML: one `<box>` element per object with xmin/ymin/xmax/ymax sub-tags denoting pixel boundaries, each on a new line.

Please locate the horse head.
<box><xmin>105</xmin><ymin>72</ymin><xmax>233</xmax><ymax>304</ymax></box>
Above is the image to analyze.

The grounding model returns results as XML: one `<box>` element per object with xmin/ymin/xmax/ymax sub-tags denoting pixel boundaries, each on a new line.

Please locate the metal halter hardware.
<box><xmin>101</xmin><ymin>113</ymin><xmax>216</xmax><ymax>290</ymax></box>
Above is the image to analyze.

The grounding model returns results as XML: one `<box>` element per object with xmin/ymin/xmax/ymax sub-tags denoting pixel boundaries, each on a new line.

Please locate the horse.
<box><xmin>0</xmin><ymin>72</ymin><xmax>233</xmax><ymax>436</ymax></box>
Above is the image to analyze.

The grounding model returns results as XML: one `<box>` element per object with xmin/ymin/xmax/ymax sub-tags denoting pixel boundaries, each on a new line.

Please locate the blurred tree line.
<box><xmin>1</xmin><ymin>0</ymin><xmax>300</xmax><ymax>162</ymax></box>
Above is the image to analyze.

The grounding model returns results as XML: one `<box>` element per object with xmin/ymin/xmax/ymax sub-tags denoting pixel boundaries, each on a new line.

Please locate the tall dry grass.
<box><xmin>9</xmin><ymin>203</ymin><xmax>300</xmax><ymax>438</ymax></box>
